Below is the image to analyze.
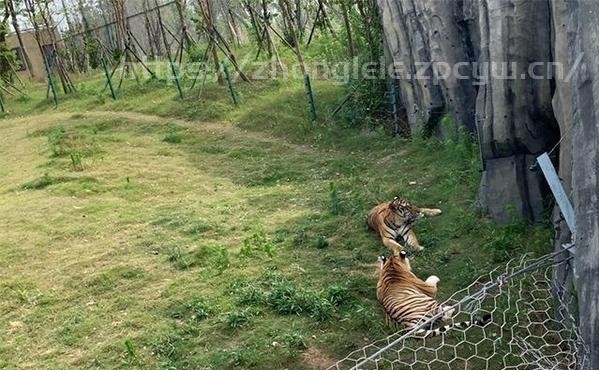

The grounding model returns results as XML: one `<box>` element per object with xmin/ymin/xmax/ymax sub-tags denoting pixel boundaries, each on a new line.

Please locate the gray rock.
<box><xmin>478</xmin><ymin>154</ymin><xmax>546</xmax><ymax>223</ymax></box>
<box><xmin>379</xmin><ymin>0</ymin><xmax>599</xmax><ymax>367</ymax></box>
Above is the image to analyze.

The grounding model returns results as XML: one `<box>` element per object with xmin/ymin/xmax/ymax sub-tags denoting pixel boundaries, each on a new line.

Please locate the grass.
<box><xmin>0</xmin><ymin>66</ymin><xmax>552</xmax><ymax>370</ymax></box>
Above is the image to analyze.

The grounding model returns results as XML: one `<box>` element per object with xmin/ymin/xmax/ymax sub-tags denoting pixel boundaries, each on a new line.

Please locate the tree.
<box><xmin>4</xmin><ymin>0</ymin><xmax>34</xmax><ymax>78</ymax></box>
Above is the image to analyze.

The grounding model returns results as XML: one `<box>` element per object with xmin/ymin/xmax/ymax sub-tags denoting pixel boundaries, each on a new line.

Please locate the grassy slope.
<box><xmin>0</xmin><ymin>74</ymin><xmax>551</xmax><ymax>370</ymax></box>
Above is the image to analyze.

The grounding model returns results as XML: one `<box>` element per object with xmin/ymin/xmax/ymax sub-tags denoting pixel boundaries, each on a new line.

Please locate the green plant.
<box><xmin>47</xmin><ymin>126</ymin><xmax>66</xmax><ymax>157</ymax></box>
<box><xmin>163</xmin><ymin>125</ymin><xmax>183</xmax><ymax>144</ymax></box>
<box><xmin>167</xmin><ymin>296</ymin><xmax>212</xmax><ymax>322</ymax></box>
<box><xmin>281</xmin><ymin>331</ymin><xmax>307</xmax><ymax>351</ymax></box>
<box><xmin>123</xmin><ymin>338</ymin><xmax>137</xmax><ymax>360</ymax></box>
<box><xmin>211</xmin><ymin>246</ymin><xmax>231</xmax><ymax>273</ymax></box>
<box><xmin>167</xmin><ymin>246</ymin><xmax>195</xmax><ymax>270</ymax></box>
<box><xmin>21</xmin><ymin>174</ymin><xmax>54</xmax><ymax>190</ymax></box>
<box><xmin>329</xmin><ymin>182</ymin><xmax>342</xmax><ymax>215</ymax></box>
<box><xmin>235</xmin><ymin>284</ymin><xmax>266</xmax><ymax>306</ymax></box>
<box><xmin>0</xmin><ymin>21</ymin><xmax>18</xmax><ymax>82</ymax></box>
<box><xmin>70</xmin><ymin>152</ymin><xmax>83</xmax><ymax>171</ymax></box>
<box><xmin>225</xmin><ymin>309</ymin><xmax>252</xmax><ymax>329</ymax></box>
<box><xmin>267</xmin><ymin>279</ymin><xmax>304</xmax><ymax>315</ymax></box>
<box><xmin>240</xmin><ymin>229</ymin><xmax>275</xmax><ymax>258</ymax></box>
<box><xmin>324</xmin><ymin>283</ymin><xmax>352</xmax><ymax>306</ymax></box>
<box><xmin>311</xmin><ymin>235</ymin><xmax>330</xmax><ymax>249</ymax></box>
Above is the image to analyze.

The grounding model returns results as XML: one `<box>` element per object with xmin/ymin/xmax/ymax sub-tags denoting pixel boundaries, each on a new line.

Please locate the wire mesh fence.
<box><xmin>328</xmin><ymin>252</ymin><xmax>588</xmax><ymax>370</ymax></box>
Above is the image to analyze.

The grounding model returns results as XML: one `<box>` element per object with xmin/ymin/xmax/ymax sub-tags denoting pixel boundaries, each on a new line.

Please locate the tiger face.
<box><xmin>389</xmin><ymin>197</ymin><xmax>424</xmax><ymax>222</ymax></box>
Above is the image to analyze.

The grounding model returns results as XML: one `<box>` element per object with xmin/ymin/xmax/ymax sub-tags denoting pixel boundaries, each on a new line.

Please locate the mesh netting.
<box><xmin>328</xmin><ymin>252</ymin><xmax>588</xmax><ymax>370</ymax></box>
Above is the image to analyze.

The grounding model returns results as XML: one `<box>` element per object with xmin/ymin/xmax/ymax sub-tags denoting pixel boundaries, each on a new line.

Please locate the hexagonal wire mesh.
<box><xmin>328</xmin><ymin>250</ymin><xmax>589</xmax><ymax>370</ymax></box>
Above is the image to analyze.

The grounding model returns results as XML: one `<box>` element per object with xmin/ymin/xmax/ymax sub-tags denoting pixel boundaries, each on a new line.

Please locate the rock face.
<box><xmin>551</xmin><ymin>1</ymin><xmax>599</xmax><ymax>367</ymax></box>
<box><xmin>378</xmin><ymin>0</ymin><xmax>560</xmax><ymax>223</ymax></box>
<box><xmin>378</xmin><ymin>0</ymin><xmax>599</xmax><ymax>367</ymax></box>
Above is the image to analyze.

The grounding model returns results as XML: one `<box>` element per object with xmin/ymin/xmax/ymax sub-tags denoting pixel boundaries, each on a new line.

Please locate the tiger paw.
<box><xmin>441</xmin><ymin>306</ymin><xmax>455</xmax><ymax>320</ymax></box>
<box><xmin>426</xmin><ymin>275</ymin><xmax>440</xmax><ymax>286</ymax></box>
<box><xmin>430</xmin><ymin>209</ymin><xmax>442</xmax><ymax>216</ymax></box>
<box><xmin>411</xmin><ymin>244</ymin><xmax>425</xmax><ymax>252</ymax></box>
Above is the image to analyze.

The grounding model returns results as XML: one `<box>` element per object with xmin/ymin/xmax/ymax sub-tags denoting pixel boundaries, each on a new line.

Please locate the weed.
<box><xmin>167</xmin><ymin>246</ymin><xmax>195</xmax><ymax>270</ymax></box>
<box><xmin>151</xmin><ymin>332</ymin><xmax>184</xmax><ymax>361</ymax></box>
<box><xmin>235</xmin><ymin>284</ymin><xmax>266</xmax><ymax>306</ymax></box>
<box><xmin>253</xmin><ymin>275</ymin><xmax>337</xmax><ymax>321</ymax></box>
<box><xmin>167</xmin><ymin>296</ymin><xmax>212</xmax><ymax>322</ymax></box>
<box><xmin>163</xmin><ymin>125</ymin><xmax>183</xmax><ymax>144</ymax></box>
<box><xmin>123</xmin><ymin>338</ymin><xmax>137</xmax><ymax>360</ymax></box>
<box><xmin>324</xmin><ymin>283</ymin><xmax>353</xmax><ymax>306</ymax></box>
<box><xmin>311</xmin><ymin>235</ymin><xmax>330</xmax><ymax>249</ymax></box>
<box><xmin>225</xmin><ymin>308</ymin><xmax>253</xmax><ymax>329</ymax></box>
<box><xmin>307</xmin><ymin>295</ymin><xmax>334</xmax><ymax>321</ymax></box>
<box><xmin>209</xmin><ymin>246</ymin><xmax>231</xmax><ymax>273</ymax></box>
<box><xmin>225</xmin><ymin>348</ymin><xmax>258</xmax><ymax>368</ymax></box>
<box><xmin>329</xmin><ymin>182</ymin><xmax>342</xmax><ymax>215</ymax></box>
<box><xmin>266</xmin><ymin>281</ymin><xmax>300</xmax><ymax>315</ymax></box>
<box><xmin>240</xmin><ymin>229</ymin><xmax>276</xmax><ymax>258</ymax></box>
<box><xmin>344</xmin><ymin>304</ymin><xmax>383</xmax><ymax>332</ymax></box>
<box><xmin>16</xmin><ymin>94</ymin><xmax>31</xmax><ymax>103</ymax></box>
<box><xmin>280</xmin><ymin>331</ymin><xmax>307</xmax><ymax>351</ymax></box>
<box><xmin>70</xmin><ymin>152</ymin><xmax>83</xmax><ymax>171</ymax></box>
<box><xmin>20</xmin><ymin>173</ymin><xmax>54</xmax><ymax>190</ymax></box>
<box><xmin>184</xmin><ymin>221</ymin><xmax>214</xmax><ymax>237</ymax></box>
<box><xmin>47</xmin><ymin>126</ymin><xmax>66</xmax><ymax>157</ymax></box>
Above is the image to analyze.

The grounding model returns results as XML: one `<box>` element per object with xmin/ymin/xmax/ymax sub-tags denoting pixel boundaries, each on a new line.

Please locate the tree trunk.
<box><xmin>340</xmin><ymin>0</ymin><xmax>356</xmax><ymax>57</ymax></box>
<box><xmin>6</xmin><ymin>0</ymin><xmax>33</xmax><ymax>78</ymax></box>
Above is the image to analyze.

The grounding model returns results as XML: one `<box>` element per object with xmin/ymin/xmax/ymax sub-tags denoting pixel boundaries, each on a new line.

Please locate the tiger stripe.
<box><xmin>377</xmin><ymin>253</ymin><xmax>490</xmax><ymax>337</ymax></box>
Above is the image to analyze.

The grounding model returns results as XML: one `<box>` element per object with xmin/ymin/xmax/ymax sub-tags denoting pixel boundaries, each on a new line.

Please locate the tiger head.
<box><xmin>378</xmin><ymin>250</ymin><xmax>412</xmax><ymax>273</ymax></box>
<box><xmin>389</xmin><ymin>196</ymin><xmax>424</xmax><ymax>222</ymax></box>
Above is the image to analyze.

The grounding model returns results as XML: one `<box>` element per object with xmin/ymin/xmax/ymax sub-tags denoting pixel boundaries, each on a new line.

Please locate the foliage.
<box><xmin>0</xmin><ymin>21</ymin><xmax>17</xmax><ymax>83</ymax></box>
<box><xmin>240</xmin><ymin>229</ymin><xmax>276</xmax><ymax>258</ymax></box>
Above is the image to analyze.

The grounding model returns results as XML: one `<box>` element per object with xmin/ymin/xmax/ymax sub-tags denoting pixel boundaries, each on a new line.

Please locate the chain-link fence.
<box><xmin>328</xmin><ymin>251</ymin><xmax>588</xmax><ymax>370</ymax></box>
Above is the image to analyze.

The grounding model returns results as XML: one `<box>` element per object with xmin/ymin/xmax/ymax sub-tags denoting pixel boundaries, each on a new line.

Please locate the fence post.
<box><xmin>42</xmin><ymin>55</ymin><xmax>58</xmax><ymax>107</ymax></box>
<box><xmin>102</xmin><ymin>58</ymin><xmax>117</xmax><ymax>100</ymax></box>
<box><xmin>304</xmin><ymin>74</ymin><xmax>317</xmax><ymax>121</ymax></box>
<box><xmin>168</xmin><ymin>56</ymin><xmax>184</xmax><ymax>100</ymax></box>
<box><xmin>221</xmin><ymin>61</ymin><xmax>238</xmax><ymax>106</ymax></box>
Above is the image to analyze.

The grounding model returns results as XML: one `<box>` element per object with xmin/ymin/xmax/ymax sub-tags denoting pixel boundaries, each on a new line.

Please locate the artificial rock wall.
<box><xmin>378</xmin><ymin>0</ymin><xmax>598</xmax><ymax>367</ymax></box>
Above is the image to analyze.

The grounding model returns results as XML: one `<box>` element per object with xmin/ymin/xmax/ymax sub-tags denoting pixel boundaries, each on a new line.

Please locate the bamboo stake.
<box><xmin>221</xmin><ymin>61</ymin><xmax>238</xmax><ymax>106</ymax></box>
<box><xmin>281</xmin><ymin>0</ymin><xmax>316</xmax><ymax>120</ymax></box>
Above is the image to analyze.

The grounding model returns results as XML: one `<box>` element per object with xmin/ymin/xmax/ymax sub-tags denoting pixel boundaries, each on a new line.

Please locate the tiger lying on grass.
<box><xmin>367</xmin><ymin>196</ymin><xmax>442</xmax><ymax>252</ymax></box>
<box><xmin>376</xmin><ymin>251</ymin><xmax>491</xmax><ymax>337</ymax></box>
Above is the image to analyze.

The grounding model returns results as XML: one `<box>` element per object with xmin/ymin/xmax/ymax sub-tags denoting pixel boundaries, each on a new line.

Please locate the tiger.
<box><xmin>367</xmin><ymin>196</ymin><xmax>442</xmax><ymax>252</ymax></box>
<box><xmin>376</xmin><ymin>251</ymin><xmax>491</xmax><ymax>337</ymax></box>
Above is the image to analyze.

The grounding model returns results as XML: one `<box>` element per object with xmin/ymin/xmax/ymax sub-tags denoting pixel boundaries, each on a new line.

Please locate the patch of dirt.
<box><xmin>302</xmin><ymin>346</ymin><xmax>335</xmax><ymax>369</ymax></box>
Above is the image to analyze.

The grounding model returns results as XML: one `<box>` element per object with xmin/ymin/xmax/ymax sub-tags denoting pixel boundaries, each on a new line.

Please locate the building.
<box><xmin>7</xmin><ymin>28</ymin><xmax>63</xmax><ymax>82</ymax></box>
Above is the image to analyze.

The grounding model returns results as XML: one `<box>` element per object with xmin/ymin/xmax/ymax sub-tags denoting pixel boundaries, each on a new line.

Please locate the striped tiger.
<box><xmin>376</xmin><ymin>251</ymin><xmax>491</xmax><ymax>337</ymax></box>
<box><xmin>367</xmin><ymin>196</ymin><xmax>442</xmax><ymax>252</ymax></box>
